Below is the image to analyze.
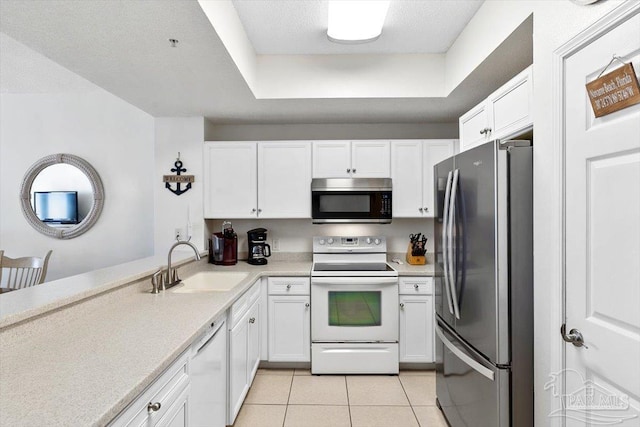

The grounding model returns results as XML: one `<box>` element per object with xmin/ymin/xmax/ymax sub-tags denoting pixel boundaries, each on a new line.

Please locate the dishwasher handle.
<box><xmin>196</xmin><ymin>320</ymin><xmax>225</xmax><ymax>354</ymax></box>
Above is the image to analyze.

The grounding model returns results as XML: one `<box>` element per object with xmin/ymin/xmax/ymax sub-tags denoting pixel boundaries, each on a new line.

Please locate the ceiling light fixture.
<box><xmin>327</xmin><ymin>0</ymin><xmax>390</xmax><ymax>44</ymax></box>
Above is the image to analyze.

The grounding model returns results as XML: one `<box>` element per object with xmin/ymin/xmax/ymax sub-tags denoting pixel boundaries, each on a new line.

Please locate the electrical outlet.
<box><xmin>175</xmin><ymin>228</ymin><xmax>183</xmax><ymax>241</ymax></box>
<box><xmin>273</xmin><ymin>238</ymin><xmax>280</xmax><ymax>252</ymax></box>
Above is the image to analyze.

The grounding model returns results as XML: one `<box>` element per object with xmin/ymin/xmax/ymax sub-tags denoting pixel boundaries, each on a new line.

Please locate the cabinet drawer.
<box><xmin>109</xmin><ymin>349</ymin><xmax>190</xmax><ymax>427</ymax></box>
<box><xmin>229</xmin><ymin>280</ymin><xmax>261</xmax><ymax>328</ymax></box>
<box><xmin>399</xmin><ymin>277</ymin><xmax>433</xmax><ymax>295</ymax></box>
<box><xmin>268</xmin><ymin>277</ymin><xmax>310</xmax><ymax>295</ymax></box>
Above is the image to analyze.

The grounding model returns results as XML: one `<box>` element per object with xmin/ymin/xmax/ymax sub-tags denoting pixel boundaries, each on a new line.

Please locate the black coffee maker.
<box><xmin>247</xmin><ymin>228</ymin><xmax>271</xmax><ymax>265</ymax></box>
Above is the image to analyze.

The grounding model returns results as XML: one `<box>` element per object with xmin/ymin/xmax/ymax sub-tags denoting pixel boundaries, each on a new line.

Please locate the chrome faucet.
<box><xmin>151</xmin><ymin>240</ymin><xmax>201</xmax><ymax>293</ymax></box>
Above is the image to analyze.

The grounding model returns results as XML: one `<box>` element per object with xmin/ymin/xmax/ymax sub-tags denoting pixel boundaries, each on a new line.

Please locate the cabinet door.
<box><xmin>204</xmin><ymin>142</ymin><xmax>257</xmax><ymax>218</ymax></box>
<box><xmin>157</xmin><ymin>384</ymin><xmax>189</xmax><ymax>427</ymax></box>
<box><xmin>351</xmin><ymin>140</ymin><xmax>391</xmax><ymax>178</ymax></box>
<box><xmin>487</xmin><ymin>65</ymin><xmax>532</xmax><ymax>140</ymax></box>
<box><xmin>399</xmin><ymin>295</ymin><xmax>434</xmax><ymax>363</ymax></box>
<box><xmin>422</xmin><ymin>140</ymin><xmax>454</xmax><ymax>217</ymax></box>
<box><xmin>459</xmin><ymin>101</ymin><xmax>491</xmax><ymax>153</ymax></box>
<box><xmin>228</xmin><ymin>313</ymin><xmax>249</xmax><ymax>425</ymax></box>
<box><xmin>268</xmin><ymin>295</ymin><xmax>311</xmax><ymax>362</ymax></box>
<box><xmin>258</xmin><ymin>141</ymin><xmax>312</xmax><ymax>218</ymax></box>
<box><xmin>391</xmin><ymin>140</ymin><xmax>424</xmax><ymax>218</ymax></box>
<box><xmin>246</xmin><ymin>300</ymin><xmax>261</xmax><ymax>387</ymax></box>
<box><xmin>312</xmin><ymin>141</ymin><xmax>351</xmax><ymax>178</ymax></box>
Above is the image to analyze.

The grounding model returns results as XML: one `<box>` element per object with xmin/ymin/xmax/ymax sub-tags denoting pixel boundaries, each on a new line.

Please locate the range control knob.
<box><xmin>366</xmin><ymin>237</ymin><xmax>372</xmax><ymax>244</ymax></box>
<box><xmin>374</xmin><ymin>238</ymin><xmax>381</xmax><ymax>245</ymax></box>
<box><xmin>318</xmin><ymin>239</ymin><xmax>325</xmax><ymax>245</ymax></box>
<box><xmin>327</xmin><ymin>238</ymin><xmax>334</xmax><ymax>245</ymax></box>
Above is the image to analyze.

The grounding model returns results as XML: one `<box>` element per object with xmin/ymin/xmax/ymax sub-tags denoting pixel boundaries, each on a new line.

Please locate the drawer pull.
<box><xmin>414</xmin><ymin>284</ymin><xmax>420</xmax><ymax>289</ymax></box>
<box><xmin>249</xmin><ymin>317</ymin><xmax>256</xmax><ymax>324</ymax></box>
<box><xmin>286</xmin><ymin>284</ymin><xmax>291</xmax><ymax>290</ymax></box>
<box><xmin>400</xmin><ymin>303</ymin><xmax>405</xmax><ymax>308</ymax></box>
<box><xmin>147</xmin><ymin>402</ymin><xmax>161</xmax><ymax>413</ymax></box>
<box><xmin>305</xmin><ymin>303</ymin><xmax>310</xmax><ymax>308</ymax></box>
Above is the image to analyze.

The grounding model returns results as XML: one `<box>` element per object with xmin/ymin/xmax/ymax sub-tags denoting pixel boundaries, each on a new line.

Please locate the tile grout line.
<box><xmin>282</xmin><ymin>373</ymin><xmax>295</xmax><ymax>427</ymax></box>
<box><xmin>345</xmin><ymin>376</ymin><xmax>353</xmax><ymax>427</ymax></box>
<box><xmin>398</xmin><ymin>375</ymin><xmax>422</xmax><ymax>427</ymax></box>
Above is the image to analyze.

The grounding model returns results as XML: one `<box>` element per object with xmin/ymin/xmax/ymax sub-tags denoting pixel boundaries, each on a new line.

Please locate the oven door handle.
<box><xmin>311</xmin><ymin>277</ymin><xmax>398</xmax><ymax>286</ymax></box>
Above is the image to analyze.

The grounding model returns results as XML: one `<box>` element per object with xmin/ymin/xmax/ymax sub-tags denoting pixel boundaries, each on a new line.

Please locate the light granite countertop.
<box><xmin>0</xmin><ymin>253</ymin><xmax>435</xmax><ymax>427</ymax></box>
<box><xmin>0</xmin><ymin>257</ymin><xmax>311</xmax><ymax>427</ymax></box>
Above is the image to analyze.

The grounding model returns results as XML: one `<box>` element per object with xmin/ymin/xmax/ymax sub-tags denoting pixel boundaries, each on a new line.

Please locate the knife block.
<box><xmin>406</xmin><ymin>243</ymin><xmax>426</xmax><ymax>265</ymax></box>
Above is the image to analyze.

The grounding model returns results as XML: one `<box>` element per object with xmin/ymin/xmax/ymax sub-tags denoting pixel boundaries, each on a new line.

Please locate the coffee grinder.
<box><xmin>247</xmin><ymin>228</ymin><xmax>271</xmax><ymax>265</ymax></box>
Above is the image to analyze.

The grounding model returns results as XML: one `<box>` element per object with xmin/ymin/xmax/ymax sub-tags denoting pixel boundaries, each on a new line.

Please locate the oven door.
<box><xmin>311</xmin><ymin>277</ymin><xmax>398</xmax><ymax>342</ymax></box>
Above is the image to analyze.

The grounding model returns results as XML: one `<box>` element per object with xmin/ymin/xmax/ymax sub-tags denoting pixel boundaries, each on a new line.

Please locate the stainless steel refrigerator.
<box><xmin>434</xmin><ymin>139</ymin><xmax>533</xmax><ymax>427</ymax></box>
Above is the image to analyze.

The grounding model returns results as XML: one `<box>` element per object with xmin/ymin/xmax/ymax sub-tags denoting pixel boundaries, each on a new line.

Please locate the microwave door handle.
<box><xmin>442</xmin><ymin>170</ymin><xmax>454</xmax><ymax>315</ymax></box>
<box><xmin>448</xmin><ymin>169</ymin><xmax>461</xmax><ymax>319</ymax></box>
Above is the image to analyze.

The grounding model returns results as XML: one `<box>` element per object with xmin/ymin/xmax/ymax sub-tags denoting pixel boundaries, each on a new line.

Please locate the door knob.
<box><xmin>147</xmin><ymin>402</ymin><xmax>161</xmax><ymax>413</ymax></box>
<box><xmin>400</xmin><ymin>303</ymin><xmax>405</xmax><ymax>308</ymax></box>
<box><xmin>561</xmin><ymin>324</ymin><xmax>588</xmax><ymax>348</ymax></box>
<box><xmin>305</xmin><ymin>303</ymin><xmax>310</xmax><ymax>308</ymax></box>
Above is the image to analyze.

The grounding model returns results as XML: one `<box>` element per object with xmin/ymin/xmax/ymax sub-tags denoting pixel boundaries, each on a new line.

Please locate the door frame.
<box><xmin>547</xmin><ymin>2</ymin><xmax>640</xmax><ymax>425</ymax></box>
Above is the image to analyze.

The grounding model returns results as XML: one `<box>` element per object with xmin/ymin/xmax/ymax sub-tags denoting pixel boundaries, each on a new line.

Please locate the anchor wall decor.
<box><xmin>163</xmin><ymin>152</ymin><xmax>194</xmax><ymax>196</ymax></box>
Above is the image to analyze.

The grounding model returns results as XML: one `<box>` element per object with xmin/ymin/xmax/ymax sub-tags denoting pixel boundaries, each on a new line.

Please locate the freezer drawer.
<box><xmin>435</xmin><ymin>320</ymin><xmax>509</xmax><ymax>427</ymax></box>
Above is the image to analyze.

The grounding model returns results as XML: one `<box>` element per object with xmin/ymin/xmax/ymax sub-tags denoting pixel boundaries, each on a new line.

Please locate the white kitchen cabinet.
<box><xmin>391</xmin><ymin>140</ymin><xmax>454</xmax><ymax>217</ymax></box>
<box><xmin>203</xmin><ymin>141</ymin><xmax>257</xmax><ymax>218</ymax></box>
<box><xmin>204</xmin><ymin>141</ymin><xmax>311</xmax><ymax>219</ymax></box>
<box><xmin>267</xmin><ymin>277</ymin><xmax>311</xmax><ymax>362</ymax></box>
<box><xmin>257</xmin><ymin>141</ymin><xmax>312</xmax><ymax>218</ymax></box>
<box><xmin>313</xmin><ymin>140</ymin><xmax>390</xmax><ymax>178</ymax></box>
<box><xmin>399</xmin><ymin>277</ymin><xmax>434</xmax><ymax>363</ymax></box>
<box><xmin>227</xmin><ymin>281</ymin><xmax>261</xmax><ymax>425</ymax></box>
<box><xmin>109</xmin><ymin>350</ymin><xmax>190</xmax><ymax>427</ymax></box>
<box><xmin>459</xmin><ymin>65</ymin><xmax>533</xmax><ymax>153</ymax></box>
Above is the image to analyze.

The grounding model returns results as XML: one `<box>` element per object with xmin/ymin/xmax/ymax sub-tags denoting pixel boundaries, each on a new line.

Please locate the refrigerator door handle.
<box><xmin>448</xmin><ymin>169</ymin><xmax>461</xmax><ymax>319</ymax></box>
<box><xmin>436</xmin><ymin>325</ymin><xmax>495</xmax><ymax>381</ymax></box>
<box><xmin>442</xmin><ymin>170</ymin><xmax>454</xmax><ymax>315</ymax></box>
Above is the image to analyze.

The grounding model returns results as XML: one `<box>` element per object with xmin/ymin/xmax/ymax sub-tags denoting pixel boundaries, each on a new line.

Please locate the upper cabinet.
<box><xmin>391</xmin><ymin>140</ymin><xmax>454</xmax><ymax>218</ymax></box>
<box><xmin>459</xmin><ymin>65</ymin><xmax>533</xmax><ymax>153</ymax></box>
<box><xmin>313</xmin><ymin>140</ymin><xmax>390</xmax><ymax>178</ymax></box>
<box><xmin>204</xmin><ymin>141</ymin><xmax>312</xmax><ymax>219</ymax></box>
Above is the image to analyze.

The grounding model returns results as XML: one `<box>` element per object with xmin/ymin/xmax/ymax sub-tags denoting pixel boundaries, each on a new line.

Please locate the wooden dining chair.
<box><xmin>0</xmin><ymin>250</ymin><xmax>53</xmax><ymax>290</ymax></box>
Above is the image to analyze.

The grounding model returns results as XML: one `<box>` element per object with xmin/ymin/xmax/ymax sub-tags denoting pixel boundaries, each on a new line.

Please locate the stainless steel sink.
<box><xmin>170</xmin><ymin>271</ymin><xmax>249</xmax><ymax>293</ymax></box>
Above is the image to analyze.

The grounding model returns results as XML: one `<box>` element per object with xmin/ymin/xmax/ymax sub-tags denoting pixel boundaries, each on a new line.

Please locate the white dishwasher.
<box><xmin>190</xmin><ymin>316</ymin><xmax>227</xmax><ymax>427</ymax></box>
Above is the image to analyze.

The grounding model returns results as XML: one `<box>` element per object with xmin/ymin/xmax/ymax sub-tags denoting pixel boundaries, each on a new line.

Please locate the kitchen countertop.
<box><xmin>0</xmin><ymin>257</ymin><xmax>311</xmax><ymax>427</ymax></box>
<box><xmin>0</xmin><ymin>253</ymin><xmax>435</xmax><ymax>427</ymax></box>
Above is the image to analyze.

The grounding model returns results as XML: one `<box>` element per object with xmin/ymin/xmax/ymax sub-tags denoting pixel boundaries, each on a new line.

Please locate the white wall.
<box><xmin>154</xmin><ymin>117</ymin><xmax>206</xmax><ymax>256</ymax></box>
<box><xmin>0</xmin><ymin>33</ymin><xmax>155</xmax><ymax>281</ymax></box>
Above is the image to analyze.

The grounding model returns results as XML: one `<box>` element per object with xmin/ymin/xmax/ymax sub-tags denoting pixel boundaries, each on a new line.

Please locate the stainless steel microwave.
<box><xmin>311</xmin><ymin>178</ymin><xmax>392</xmax><ymax>224</ymax></box>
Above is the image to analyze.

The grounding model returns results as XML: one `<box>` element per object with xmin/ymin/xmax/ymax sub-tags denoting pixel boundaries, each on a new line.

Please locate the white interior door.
<box><xmin>563</xmin><ymin>10</ymin><xmax>640</xmax><ymax>425</ymax></box>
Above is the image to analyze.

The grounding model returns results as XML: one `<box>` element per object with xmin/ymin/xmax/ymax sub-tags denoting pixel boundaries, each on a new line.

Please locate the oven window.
<box><xmin>328</xmin><ymin>291</ymin><xmax>381</xmax><ymax>326</ymax></box>
<box><xmin>319</xmin><ymin>194</ymin><xmax>370</xmax><ymax>213</ymax></box>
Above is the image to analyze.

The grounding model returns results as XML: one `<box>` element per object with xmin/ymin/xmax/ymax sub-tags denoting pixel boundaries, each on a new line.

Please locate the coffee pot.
<box><xmin>247</xmin><ymin>228</ymin><xmax>271</xmax><ymax>265</ymax></box>
<box><xmin>209</xmin><ymin>221</ymin><xmax>237</xmax><ymax>265</ymax></box>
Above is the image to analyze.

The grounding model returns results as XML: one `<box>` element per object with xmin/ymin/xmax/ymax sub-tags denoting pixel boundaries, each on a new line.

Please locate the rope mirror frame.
<box><xmin>20</xmin><ymin>154</ymin><xmax>104</xmax><ymax>239</ymax></box>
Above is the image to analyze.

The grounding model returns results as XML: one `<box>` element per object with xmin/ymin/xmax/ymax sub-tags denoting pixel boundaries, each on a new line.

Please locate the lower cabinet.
<box><xmin>399</xmin><ymin>277</ymin><xmax>435</xmax><ymax>363</ymax></box>
<box><xmin>109</xmin><ymin>349</ymin><xmax>190</xmax><ymax>427</ymax></box>
<box><xmin>228</xmin><ymin>281</ymin><xmax>261</xmax><ymax>425</ymax></box>
<box><xmin>267</xmin><ymin>277</ymin><xmax>310</xmax><ymax>362</ymax></box>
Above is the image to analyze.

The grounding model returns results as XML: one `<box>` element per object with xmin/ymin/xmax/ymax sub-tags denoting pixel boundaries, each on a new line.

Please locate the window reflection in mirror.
<box><xmin>30</xmin><ymin>164</ymin><xmax>93</xmax><ymax>226</ymax></box>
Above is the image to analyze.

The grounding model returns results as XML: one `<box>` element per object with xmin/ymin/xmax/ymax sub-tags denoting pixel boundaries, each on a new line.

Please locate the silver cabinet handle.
<box><xmin>479</xmin><ymin>127</ymin><xmax>492</xmax><ymax>135</ymax></box>
<box><xmin>305</xmin><ymin>303</ymin><xmax>310</xmax><ymax>308</ymax></box>
<box><xmin>251</xmin><ymin>208</ymin><xmax>257</xmax><ymax>213</ymax></box>
<box><xmin>258</xmin><ymin>208</ymin><xmax>262</xmax><ymax>213</ymax></box>
<box><xmin>400</xmin><ymin>303</ymin><xmax>405</xmax><ymax>308</ymax></box>
<box><xmin>352</xmin><ymin>168</ymin><xmax>356</xmax><ymax>173</ymax></box>
<box><xmin>561</xmin><ymin>324</ymin><xmax>588</xmax><ymax>348</ymax></box>
<box><xmin>347</xmin><ymin>168</ymin><xmax>351</xmax><ymax>173</ymax></box>
<box><xmin>419</xmin><ymin>207</ymin><xmax>423</xmax><ymax>212</ymax></box>
<box><xmin>249</xmin><ymin>317</ymin><xmax>256</xmax><ymax>324</ymax></box>
<box><xmin>424</xmin><ymin>207</ymin><xmax>429</xmax><ymax>212</ymax></box>
<box><xmin>147</xmin><ymin>402</ymin><xmax>161</xmax><ymax>413</ymax></box>
<box><xmin>286</xmin><ymin>284</ymin><xmax>291</xmax><ymax>290</ymax></box>
<box><xmin>414</xmin><ymin>284</ymin><xmax>420</xmax><ymax>289</ymax></box>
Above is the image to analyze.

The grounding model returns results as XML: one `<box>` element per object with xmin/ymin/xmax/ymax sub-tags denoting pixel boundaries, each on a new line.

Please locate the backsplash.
<box><xmin>205</xmin><ymin>218</ymin><xmax>435</xmax><ymax>260</ymax></box>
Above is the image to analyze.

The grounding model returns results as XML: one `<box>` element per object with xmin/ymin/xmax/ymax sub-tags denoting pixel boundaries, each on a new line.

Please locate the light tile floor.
<box><xmin>232</xmin><ymin>369</ymin><xmax>448</xmax><ymax>427</ymax></box>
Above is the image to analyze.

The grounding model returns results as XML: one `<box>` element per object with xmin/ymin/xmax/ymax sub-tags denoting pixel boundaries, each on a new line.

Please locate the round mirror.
<box><xmin>20</xmin><ymin>154</ymin><xmax>104</xmax><ymax>239</ymax></box>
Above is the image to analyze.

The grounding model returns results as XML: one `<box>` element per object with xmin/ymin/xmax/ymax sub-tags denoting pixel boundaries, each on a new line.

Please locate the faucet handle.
<box><xmin>151</xmin><ymin>268</ymin><xmax>164</xmax><ymax>293</ymax></box>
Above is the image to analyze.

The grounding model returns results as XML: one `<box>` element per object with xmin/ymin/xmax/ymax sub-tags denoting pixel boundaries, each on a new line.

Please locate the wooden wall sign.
<box><xmin>163</xmin><ymin>153</ymin><xmax>194</xmax><ymax>196</ymax></box>
<box><xmin>586</xmin><ymin>61</ymin><xmax>640</xmax><ymax>118</ymax></box>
